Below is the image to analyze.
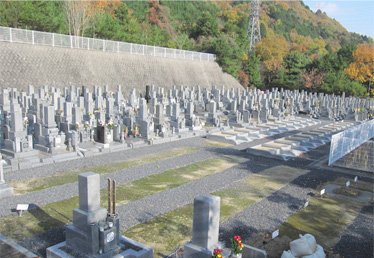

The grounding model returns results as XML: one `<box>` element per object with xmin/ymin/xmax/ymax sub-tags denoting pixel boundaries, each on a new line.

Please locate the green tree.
<box><xmin>191</xmin><ymin>11</ymin><xmax>218</xmax><ymax>39</ymax></box>
<box><xmin>260</xmin><ymin>22</ymin><xmax>267</xmax><ymax>39</ymax></box>
<box><xmin>210</xmin><ymin>34</ymin><xmax>242</xmax><ymax>78</ymax></box>
<box><xmin>283</xmin><ymin>52</ymin><xmax>310</xmax><ymax>89</ymax></box>
<box><xmin>244</xmin><ymin>52</ymin><xmax>262</xmax><ymax>88</ymax></box>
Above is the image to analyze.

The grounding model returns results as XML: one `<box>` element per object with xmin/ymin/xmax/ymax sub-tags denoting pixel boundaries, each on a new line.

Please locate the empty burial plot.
<box><xmin>123</xmin><ymin>165</ymin><xmax>309</xmax><ymax>257</ymax></box>
<box><xmin>279</xmin><ymin>196</ymin><xmax>364</xmax><ymax>253</ymax></box>
<box><xmin>0</xmin><ymin>156</ymin><xmax>239</xmax><ymax>241</ymax></box>
<box><xmin>9</xmin><ymin>147</ymin><xmax>198</xmax><ymax>195</ymax></box>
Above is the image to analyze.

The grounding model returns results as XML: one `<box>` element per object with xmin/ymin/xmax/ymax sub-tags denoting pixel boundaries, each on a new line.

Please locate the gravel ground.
<box><xmin>1</xmin><ymin>118</ymin><xmax>372</xmax><ymax>258</ymax></box>
<box><xmin>333</xmin><ymin>204</ymin><xmax>374</xmax><ymax>258</ymax></box>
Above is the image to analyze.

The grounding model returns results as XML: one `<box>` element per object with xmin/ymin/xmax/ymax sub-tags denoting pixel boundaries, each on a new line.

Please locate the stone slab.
<box><xmin>242</xmin><ymin>244</ymin><xmax>267</xmax><ymax>258</ymax></box>
<box><xmin>47</xmin><ymin>235</ymin><xmax>153</xmax><ymax>258</ymax></box>
<box><xmin>0</xmin><ymin>233</ymin><xmax>37</xmax><ymax>258</ymax></box>
<box><xmin>0</xmin><ymin>184</ymin><xmax>13</xmax><ymax>199</ymax></box>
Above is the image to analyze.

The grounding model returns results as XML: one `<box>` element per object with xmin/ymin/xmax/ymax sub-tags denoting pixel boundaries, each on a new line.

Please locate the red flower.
<box><xmin>234</xmin><ymin>235</ymin><xmax>241</xmax><ymax>242</ymax></box>
<box><xmin>214</xmin><ymin>249</ymin><xmax>223</xmax><ymax>255</ymax></box>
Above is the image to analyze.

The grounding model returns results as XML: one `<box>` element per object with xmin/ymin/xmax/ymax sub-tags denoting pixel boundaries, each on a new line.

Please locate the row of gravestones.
<box><xmin>46</xmin><ymin>172</ymin><xmax>262</xmax><ymax>258</ymax></box>
<box><xmin>0</xmin><ymin>85</ymin><xmax>372</xmax><ymax>162</ymax></box>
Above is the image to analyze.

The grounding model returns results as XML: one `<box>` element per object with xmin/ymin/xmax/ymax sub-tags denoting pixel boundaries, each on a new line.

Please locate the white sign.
<box><xmin>304</xmin><ymin>201</ymin><xmax>309</xmax><ymax>209</ymax></box>
<box><xmin>320</xmin><ymin>189</ymin><xmax>326</xmax><ymax>195</ymax></box>
<box><xmin>346</xmin><ymin>181</ymin><xmax>350</xmax><ymax>187</ymax></box>
<box><xmin>272</xmin><ymin>229</ymin><xmax>279</xmax><ymax>239</ymax></box>
<box><xmin>16</xmin><ymin>204</ymin><xmax>29</xmax><ymax>216</ymax></box>
<box><xmin>16</xmin><ymin>204</ymin><xmax>29</xmax><ymax>211</ymax></box>
<box><xmin>354</xmin><ymin>176</ymin><xmax>358</xmax><ymax>182</ymax></box>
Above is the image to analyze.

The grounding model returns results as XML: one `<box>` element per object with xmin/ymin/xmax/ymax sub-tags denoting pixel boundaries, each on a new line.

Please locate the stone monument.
<box><xmin>47</xmin><ymin>172</ymin><xmax>153</xmax><ymax>258</ymax></box>
<box><xmin>184</xmin><ymin>194</ymin><xmax>229</xmax><ymax>258</ymax></box>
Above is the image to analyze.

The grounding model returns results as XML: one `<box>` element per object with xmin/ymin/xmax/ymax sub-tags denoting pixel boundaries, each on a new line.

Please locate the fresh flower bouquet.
<box><xmin>75</xmin><ymin>122</ymin><xmax>79</xmax><ymax>130</ymax></box>
<box><xmin>124</xmin><ymin>127</ymin><xmax>129</xmax><ymax>138</ymax></box>
<box><xmin>230</xmin><ymin>235</ymin><xmax>243</xmax><ymax>255</ymax></box>
<box><xmin>133</xmin><ymin>125</ymin><xmax>139</xmax><ymax>137</ymax></box>
<box><xmin>212</xmin><ymin>248</ymin><xmax>223</xmax><ymax>258</ymax></box>
<box><xmin>107</xmin><ymin>119</ymin><xmax>114</xmax><ymax>130</ymax></box>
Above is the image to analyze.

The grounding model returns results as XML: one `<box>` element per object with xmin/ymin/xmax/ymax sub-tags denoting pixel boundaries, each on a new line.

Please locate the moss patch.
<box><xmin>203</xmin><ymin>139</ymin><xmax>235</xmax><ymax>148</ymax></box>
<box><xmin>10</xmin><ymin>147</ymin><xmax>198</xmax><ymax>195</ymax></box>
<box><xmin>279</xmin><ymin>196</ymin><xmax>363</xmax><ymax>250</ymax></box>
<box><xmin>333</xmin><ymin>187</ymin><xmax>361</xmax><ymax>197</ymax></box>
<box><xmin>321</xmin><ymin>177</ymin><xmax>373</xmax><ymax>193</ymax></box>
<box><xmin>100</xmin><ymin>156</ymin><xmax>240</xmax><ymax>207</ymax></box>
<box><xmin>125</xmin><ymin>204</ymin><xmax>194</xmax><ymax>257</ymax></box>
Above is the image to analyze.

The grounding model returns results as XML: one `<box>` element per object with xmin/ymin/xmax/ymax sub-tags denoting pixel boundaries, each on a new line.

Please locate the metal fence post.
<box><xmin>117</xmin><ymin>42</ymin><xmax>119</xmax><ymax>53</ymax></box>
<box><xmin>143</xmin><ymin>45</ymin><xmax>145</xmax><ymax>55</ymax></box>
<box><xmin>70</xmin><ymin>35</ymin><xmax>73</xmax><ymax>48</ymax></box>
<box><xmin>32</xmin><ymin>31</ymin><xmax>34</xmax><ymax>45</ymax></box>
<box><xmin>52</xmin><ymin>33</ymin><xmax>55</xmax><ymax>47</ymax></box>
<box><xmin>87</xmin><ymin>38</ymin><xmax>89</xmax><ymax>50</ymax></box>
<box><xmin>103</xmin><ymin>40</ymin><xmax>105</xmax><ymax>51</ymax></box>
<box><xmin>130</xmin><ymin>43</ymin><xmax>132</xmax><ymax>54</ymax></box>
<box><xmin>154</xmin><ymin>46</ymin><xmax>156</xmax><ymax>56</ymax></box>
<box><xmin>9</xmin><ymin>27</ymin><xmax>12</xmax><ymax>43</ymax></box>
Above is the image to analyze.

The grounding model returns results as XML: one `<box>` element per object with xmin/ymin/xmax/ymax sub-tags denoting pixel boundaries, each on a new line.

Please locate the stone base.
<box><xmin>183</xmin><ymin>242</ymin><xmax>230</xmax><ymax>258</ymax></box>
<box><xmin>0</xmin><ymin>149</ymin><xmax>39</xmax><ymax>158</ymax></box>
<box><xmin>183</xmin><ymin>242</ymin><xmax>213</xmax><ymax>258</ymax></box>
<box><xmin>242</xmin><ymin>244</ymin><xmax>267</xmax><ymax>258</ymax></box>
<box><xmin>0</xmin><ymin>183</ymin><xmax>14</xmax><ymax>199</ymax></box>
<box><xmin>47</xmin><ymin>235</ymin><xmax>153</xmax><ymax>258</ymax></box>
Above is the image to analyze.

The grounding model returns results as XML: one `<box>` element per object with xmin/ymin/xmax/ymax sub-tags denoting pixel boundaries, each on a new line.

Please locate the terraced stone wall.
<box><xmin>0</xmin><ymin>42</ymin><xmax>242</xmax><ymax>97</ymax></box>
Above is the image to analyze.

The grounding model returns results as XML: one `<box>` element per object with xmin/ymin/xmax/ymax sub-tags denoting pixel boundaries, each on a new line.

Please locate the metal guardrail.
<box><xmin>0</xmin><ymin>26</ymin><xmax>216</xmax><ymax>62</ymax></box>
<box><xmin>329</xmin><ymin>119</ymin><xmax>374</xmax><ymax>166</ymax></box>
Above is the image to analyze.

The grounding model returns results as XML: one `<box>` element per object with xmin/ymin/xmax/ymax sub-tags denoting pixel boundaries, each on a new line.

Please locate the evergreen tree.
<box><xmin>283</xmin><ymin>52</ymin><xmax>310</xmax><ymax>89</ymax></box>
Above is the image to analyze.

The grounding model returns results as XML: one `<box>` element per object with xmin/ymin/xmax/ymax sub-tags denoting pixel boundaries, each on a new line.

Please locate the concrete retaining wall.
<box><xmin>0</xmin><ymin>42</ymin><xmax>242</xmax><ymax>97</ymax></box>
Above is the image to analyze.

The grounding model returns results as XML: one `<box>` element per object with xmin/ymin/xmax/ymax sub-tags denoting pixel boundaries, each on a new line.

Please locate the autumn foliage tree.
<box><xmin>303</xmin><ymin>68</ymin><xmax>325</xmax><ymax>91</ymax></box>
<box><xmin>63</xmin><ymin>0</ymin><xmax>121</xmax><ymax>37</ymax></box>
<box><xmin>256</xmin><ymin>36</ymin><xmax>290</xmax><ymax>86</ymax></box>
<box><xmin>345</xmin><ymin>44</ymin><xmax>374</xmax><ymax>88</ymax></box>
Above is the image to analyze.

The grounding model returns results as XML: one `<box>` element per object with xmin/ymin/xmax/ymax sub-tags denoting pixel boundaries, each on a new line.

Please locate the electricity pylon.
<box><xmin>246</xmin><ymin>0</ymin><xmax>261</xmax><ymax>52</ymax></box>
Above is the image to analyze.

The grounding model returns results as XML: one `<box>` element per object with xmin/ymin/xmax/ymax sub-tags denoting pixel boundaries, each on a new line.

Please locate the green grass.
<box><xmin>10</xmin><ymin>147</ymin><xmax>199</xmax><ymax>195</ymax></box>
<box><xmin>0</xmin><ymin>156</ymin><xmax>238</xmax><ymax>241</ymax></box>
<box><xmin>122</xmin><ymin>165</ymin><xmax>310</xmax><ymax>257</ymax></box>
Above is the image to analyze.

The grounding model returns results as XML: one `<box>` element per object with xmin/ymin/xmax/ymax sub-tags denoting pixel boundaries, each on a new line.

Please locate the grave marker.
<box><xmin>320</xmin><ymin>189</ymin><xmax>325</xmax><ymax>198</ymax></box>
<box><xmin>16</xmin><ymin>204</ymin><xmax>29</xmax><ymax>216</ymax></box>
<box><xmin>272</xmin><ymin>229</ymin><xmax>279</xmax><ymax>239</ymax></box>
